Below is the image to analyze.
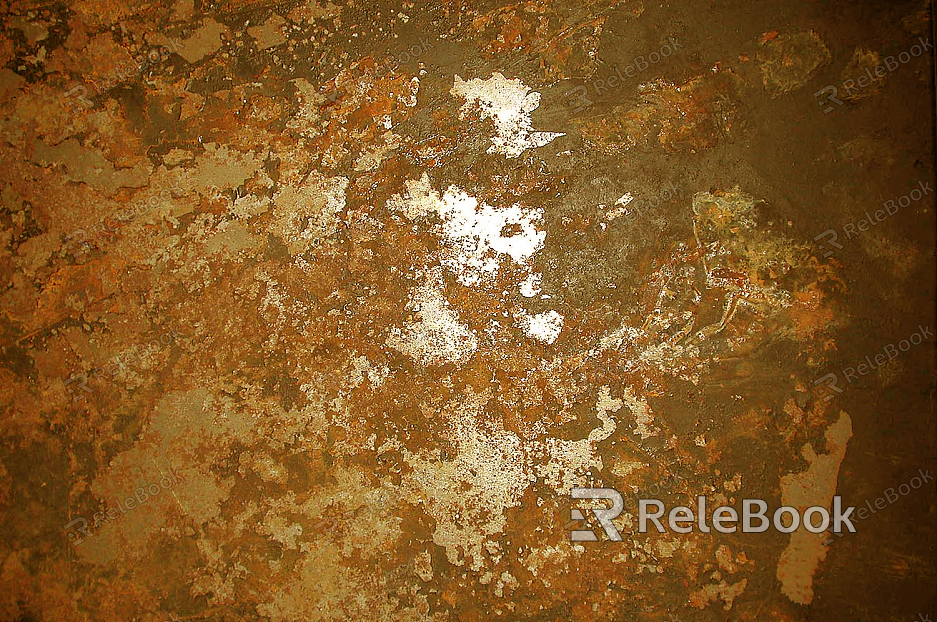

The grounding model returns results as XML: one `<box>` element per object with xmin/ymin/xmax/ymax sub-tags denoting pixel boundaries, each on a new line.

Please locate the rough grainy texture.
<box><xmin>0</xmin><ymin>0</ymin><xmax>934</xmax><ymax>620</ymax></box>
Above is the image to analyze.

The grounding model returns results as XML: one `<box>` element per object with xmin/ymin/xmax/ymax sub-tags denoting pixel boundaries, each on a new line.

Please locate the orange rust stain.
<box><xmin>760</xmin><ymin>30</ymin><xmax>780</xmax><ymax>44</ymax></box>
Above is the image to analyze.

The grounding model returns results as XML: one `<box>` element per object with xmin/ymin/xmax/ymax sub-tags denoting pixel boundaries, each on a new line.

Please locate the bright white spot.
<box><xmin>606</xmin><ymin>192</ymin><xmax>635</xmax><ymax>221</ymax></box>
<box><xmin>450</xmin><ymin>72</ymin><xmax>565</xmax><ymax>158</ymax></box>
<box><xmin>518</xmin><ymin>310</ymin><xmax>564</xmax><ymax>344</ymax></box>
<box><xmin>437</xmin><ymin>186</ymin><xmax>545</xmax><ymax>286</ymax></box>
<box><xmin>387</xmin><ymin>270</ymin><xmax>478</xmax><ymax>366</ymax></box>
<box><xmin>386</xmin><ymin>172</ymin><xmax>441</xmax><ymax>220</ymax></box>
<box><xmin>520</xmin><ymin>273</ymin><xmax>542</xmax><ymax>298</ymax></box>
<box><xmin>387</xmin><ymin>175</ymin><xmax>547</xmax><ymax>292</ymax></box>
<box><xmin>399</xmin><ymin>76</ymin><xmax>420</xmax><ymax>108</ymax></box>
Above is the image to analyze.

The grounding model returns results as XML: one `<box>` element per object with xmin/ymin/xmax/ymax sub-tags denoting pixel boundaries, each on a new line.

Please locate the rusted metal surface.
<box><xmin>0</xmin><ymin>0</ymin><xmax>934</xmax><ymax>620</ymax></box>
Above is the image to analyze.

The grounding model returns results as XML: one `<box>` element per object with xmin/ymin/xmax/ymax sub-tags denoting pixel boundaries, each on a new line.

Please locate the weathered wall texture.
<box><xmin>0</xmin><ymin>0</ymin><xmax>934</xmax><ymax>620</ymax></box>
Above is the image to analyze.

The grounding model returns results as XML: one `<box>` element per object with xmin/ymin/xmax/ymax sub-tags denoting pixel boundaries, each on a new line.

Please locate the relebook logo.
<box><xmin>569</xmin><ymin>488</ymin><xmax>856</xmax><ymax>540</ymax></box>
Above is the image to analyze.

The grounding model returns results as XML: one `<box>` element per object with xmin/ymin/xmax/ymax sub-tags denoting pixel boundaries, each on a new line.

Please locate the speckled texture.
<box><xmin>0</xmin><ymin>0</ymin><xmax>935</xmax><ymax>620</ymax></box>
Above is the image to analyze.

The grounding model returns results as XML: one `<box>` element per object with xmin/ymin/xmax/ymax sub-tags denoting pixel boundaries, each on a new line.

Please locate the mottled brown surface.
<box><xmin>0</xmin><ymin>0</ymin><xmax>935</xmax><ymax>620</ymax></box>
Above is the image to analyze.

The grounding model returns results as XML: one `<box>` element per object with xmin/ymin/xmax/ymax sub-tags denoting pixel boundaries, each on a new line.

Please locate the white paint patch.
<box><xmin>519</xmin><ymin>273</ymin><xmax>541</xmax><ymax>298</ymax></box>
<box><xmin>386</xmin><ymin>271</ymin><xmax>478</xmax><ymax>366</ymax></box>
<box><xmin>517</xmin><ymin>309</ymin><xmax>564</xmax><ymax>344</ymax></box>
<box><xmin>387</xmin><ymin>175</ymin><xmax>557</xmax><ymax>346</ymax></box>
<box><xmin>387</xmin><ymin>177</ymin><xmax>545</xmax><ymax>287</ymax></box>
<box><xmin>622</xmin><ymin>386</ymin><xmax>659</xmax><ymax>439</ymax></box>
<box><xmin>386</xmin><ymin>172</ymin><xmax>441</xmax><ymax>221</ymax></box>
<box><xmin>450</xmin><ymin>72</ymin><xmax>565</xmax><ymax>158</ymax></box>
<box><xmin>606</xmin><ymin>192</ymin><xmax>635</xmax><ymax>221</ymax></box>
<box><xmin>436</xmin><ymin>186</ymin><xmax>545</xmax><ymax>286</ymax></box>
<box><xmin>399</xmin><ymin>76</ymin><xmax>420</xmax><ymax>108</ymax></box>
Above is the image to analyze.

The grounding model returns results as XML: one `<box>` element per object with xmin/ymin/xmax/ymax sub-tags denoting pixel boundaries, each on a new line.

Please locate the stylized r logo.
<box><xmin>814</xmin><ymin>85</ymin><xmax>843</xmax><ymax>114</ymax></box>
<box><xmin>813</xmin><ymin>372</ymin><xmax>843</xmax><ymax>403</ymax></box>
<box><xmin>565</xmin><ymin>86</ymin><xmax>594</xmax><ymax>114</ymax></box>
<box><xmin>814</xmin><ymin>229</ymin><xmax>844</xmax><ymax>258</ymax></box>
<box><xmin>570</xmin><ymin>488</ymin><xmax>624</xmax><ymax>541</ymax></box>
